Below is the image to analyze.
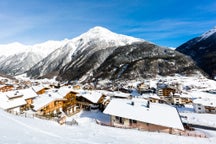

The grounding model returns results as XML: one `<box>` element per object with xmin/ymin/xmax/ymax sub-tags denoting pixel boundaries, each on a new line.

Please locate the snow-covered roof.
<box><xmin>0</xmin><ymin>93</ymin><xmax>26</xmax><ymax>110</ymax></box>
<box><xmin>5</xmin><ymin>90</ymin><xmax>23</xmax><ymax>99</ymax></box>
<box><xmin>110</xmin><ymin>91</ymin><xmax>131</xmax><ymax>98</ymax></box>
<box><xmin>77</xmin><ymin>91</ymin><xmax>103</xmax><ymax>103</ymax></box>
<box><xmin>32</xmin><ymin>86</ymin><xmax>45</xmax><ymax>92</ymax></box>
<box><xmin>193</xmin><ymin>98</ymin><xmax>216</xmax><ymax>107</ymax></box>
<box><xmin>19</xmin><ymin>88</ymin><xmax>38</xmax><ymax>100</ymax></box>
<box><xmin>103</xmin><ymin>98</ymin><xmax>184</xmax><ymax>130</ymax></box>
<box><xmin>33</xmin><ymin>91</ymin><xmax>65</xmax><ymax>111</ymax></box>
<box><xmin>57</xmin><ymin>86</ymin><xmax>76</xmax><ymax>97</ymax></box>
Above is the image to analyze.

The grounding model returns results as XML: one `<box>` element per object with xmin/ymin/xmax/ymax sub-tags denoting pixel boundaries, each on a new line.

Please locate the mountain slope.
<box><xmin>58</xmin><ymin>42</ymin><xmax>203</xmax><ymax>82</ymax></box>
<box><xmin>176</xmin><ymin>27</ymin><xmax>216</xmax><ymax>79</ymax></box>
<box><xmin>0</xmin><ymin>40</ymin><xmax>69</xmax><ymax>75</ymax></box>
<box><xmin>27</xmin><ymin>26</ymin><xmax>144</xmax><ymax>78</ymax></box>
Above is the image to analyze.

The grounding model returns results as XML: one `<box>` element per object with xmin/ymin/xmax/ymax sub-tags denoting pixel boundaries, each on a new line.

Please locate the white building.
<box><xmin>193</xmin><ymin>98</ymin><xmax>216</xmax><ymax>113</ymax></box>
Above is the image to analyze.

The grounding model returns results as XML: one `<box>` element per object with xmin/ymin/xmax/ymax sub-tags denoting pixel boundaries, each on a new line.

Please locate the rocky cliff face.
<box><xmin>176</xmin><ymin>27</ymin><xmax>216</xmax><ymax>79</ymax></box>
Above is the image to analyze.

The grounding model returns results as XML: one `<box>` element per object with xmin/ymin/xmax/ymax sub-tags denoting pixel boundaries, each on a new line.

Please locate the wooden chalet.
<box><xmin>33</xmin><ymin>91</ymin><xmax>66</xmax><ymax>116</ymax></box>
<box><xmin>57</xmin><ymin>86</ymin><xmax>79</xmax><ymax>115</ymax></box>
<box><xmin>0</xmin><ymin>85</ymin><xmax>14</xmax><ymax>92</ymax></box>
<box><xmin>76</xmin><ymin>90</ymin><xmax>106</xmax><ymax>111</ymax></box>
<box><xmin>157</xmin><ymin>87</ymin><xmax>176</xmax><ymax>97</ymax></box>
<box><xmin>32</xmin><ymin>85</ymin><xmax>50</xmax><ymax>95</ymax></box>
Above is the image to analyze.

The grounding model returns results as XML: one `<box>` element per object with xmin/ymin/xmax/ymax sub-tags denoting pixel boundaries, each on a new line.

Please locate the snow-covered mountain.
<box><xmin>27</xmin><ymin>26</ymin><xmax>144</xmax><ymax>78</ymax></box>
<box><xmin>176</xmin><ymin>26</ymin><xmax>216</xmax><ymax>79</ymax></box>
<box><xmin>0</xmin><ymin>40</ymin><xmax>69</xmax><ymax>75</ymax></box>
<box><xmin>57</xmin><ymin>41</ymin><xmax>203</xmax><ymax>82</ymax></box>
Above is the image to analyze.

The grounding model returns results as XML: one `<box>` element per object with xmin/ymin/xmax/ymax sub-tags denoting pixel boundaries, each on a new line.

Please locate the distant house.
<box><xmin>162</xmin><ymin>93</ymin><xmax>192</xmax><ymax>106</ymax></box>
<box><xmin>110</xmin><ymin>91</ymin><xmax>131</xmax><ymax>99</ymax></box>
<box><xmin>137</xmin><ymin>82</ymin><xmax>150</xmax><ymax>93</ymax></box>
<box><xmin>0</xmin><ymin>85</ymin><xmax>14</xmax><ymax>92</ymax></box>
<box><xmin>193</xmin><ymin>98</ymin><xmax>216</xmax><ymax>113</ymax></box>
<box><xmin>157</xmin><ymin>87</ymin><xmax>176</xmax><ymax>97</ymax></box>
<box><xmin>76</xmin><ymin>90</ymin><xmax>106</xmax><ymax>111</ymax></box>
<box><xmin>103</xmin><ymin>98</ymin><xmax>184</xmax><ymax>134</ymax></box>
<box><xmin>142</xmin><ymin>94</ymin><xmax>164</xmax><ymax>103</ymax></box>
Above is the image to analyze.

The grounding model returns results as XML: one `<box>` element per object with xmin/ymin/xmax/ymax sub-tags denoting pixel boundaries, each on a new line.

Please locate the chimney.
<box><xmin>147</xmin><ymin>101</ymin><xmax>150</xmax><ymax>108</ymax></box>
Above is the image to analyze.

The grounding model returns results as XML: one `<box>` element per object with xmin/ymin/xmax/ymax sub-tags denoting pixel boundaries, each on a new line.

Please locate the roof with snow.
<box><xmin>193</xmin><ymin>98</ymin><xmax>216</xmax><ymax>107</ymax></box>
<box><xmin>32</xmin><ymin>85</ymin><xmax>45</xmax><ymax>92</ymax></box>
<box><xmin>77</xmin><ymin>90</ymin><xmax>103</xmax><ymax>103</ymax></box>
<box><xmin>110</xmin><ymin>91</ymin><xmax>131</xmax><ymax>98</ymax></box>
<box><xmin>57</xmin><ymin>86</ymin><xmax>77</xmax><ymax>97</ymax></box>
<box><xmin>33</xmin><ymin>91</ymin><xmax>65</xmax><ymax>111</ymax></box>
<box><xmin>103</xmin><ymin>98</ymin><xmax>184</xmax><ymax>130</ymax></box>
<box><xmin>0</xmin><ymin>92</ymin><xmax>26</xmax><ymax>110</ymax></box>
<box><xmin>19</xmin><ymin>88</ymin><xmax>38</xmax><ymax>100</ymax></box>
<box><xmin>5</xmin><ymin>90</ymin><xmax>23</xmax><ymax>99</ymax></box>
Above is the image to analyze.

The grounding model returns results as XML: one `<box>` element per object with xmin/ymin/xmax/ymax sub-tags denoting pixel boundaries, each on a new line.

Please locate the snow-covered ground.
<box><xmin>0</xmin><ymin>109</ymin><xmax>216</xmax><ymax>144</ymax></box>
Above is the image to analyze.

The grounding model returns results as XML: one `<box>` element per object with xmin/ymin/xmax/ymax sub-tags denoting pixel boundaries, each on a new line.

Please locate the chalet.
<box><xmin>137</xmin><ymin>82</ymin><xmax>150</xmax><ymax>93</ymax></box>
<box><xmin>76</xmin><ymin>91</ymin><xmax>105</xmax><ymax>111</ymax></box>
<box><xmin>142</xmin><ymin>94</ymin><xmax>163</xmax><ymax>103</ymax></box>
<box><xmin>0</xmin><ymin>85</ymin><xmax>14</xmax><ymax>92</ymax></box>
<box><xmin>103</xmin><ymin>98</ymin><xmax>184</xmax><ymax>134</ymax></box>
<box><xmin>57</xmin><ymin>86</ymin><xmax>79</xmax><ymax>115</ymax></box>
<box><xmin>32</xmin><ymin>85</ymin><xmax>50</xmax><ymax>95</ymax></box>
<box><xmin>0</xmin><ymin>91</ymin><xmax>26</xmax><ymax>113</ymax></box>
<box><xmin>162</xmin><ymin>93</ymin><xmax>192</xmax><ymax>106</ymax></box>
<box><xmin>157</xmin><ymin>87</ymin><xmax>176</xmax><ymax>97</ymax></box>
<box><xmin>193</xmin><ymin>98</ymin><xmax>216</xmax><ymax>113</ymax></box>
<box><xmin>0</xmin><ymin>88</ymin><xmax>38</xmax><ymax>113</ymax></box>
<box><xmin>19</xmin><ymin>88</ymin><xmax>38</xmax><ymax>110</ymax></box>
<box><xmin>32</xmin><ymin>91</ymin><xmax>66</xmax><ymax>116</ymax></box>
<box><xmin>110</xmin><ymin>91</ymin><xmax>131</xmax><ymax>99</ymax></box>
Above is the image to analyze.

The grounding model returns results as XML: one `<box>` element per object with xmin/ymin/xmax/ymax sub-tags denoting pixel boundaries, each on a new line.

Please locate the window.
<box><xmin>115</xmin><ymin>116</ymin><xmax>119</xmax><ymax>120</ymax></box>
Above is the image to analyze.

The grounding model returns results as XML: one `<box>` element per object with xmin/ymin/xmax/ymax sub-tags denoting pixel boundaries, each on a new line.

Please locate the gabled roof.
<box><xmin>57</xmin><ymin>86</ymin><xmax>77</xmax><ymax>97</ymax></box>
<box><xmin>193</xmin><ymin>98</ymin><xmax>216</xmax><ymax>107</ymax></box>
<box><xmin>32</xmin><ymin>86</ymin><xmax>45</xmax><ymax>92</ymax></box>
<box><xmin>33</xmin><ymin>91</ymin><xmax>65</xmax><ymax>111</ymax></box>
<box><xmin>19</xmin><ymin>88</ymin><xmax>38</xmax><ymax>100</ymax></box>
<box><xmin>103</xmin><ymin>98</ymin><xmax>184</xmax><ymax>130</ymax></box>
<box><xmin>5</xmin><ymin>90</ymin><xmax>23</xmax><ymax>99</ymax></box>
<box><xmin>0</xmin><ymin>92</ymin><xmax>26</xmax><ymax>110</ymax></box>
<box><xmin>77</xmin><ymin>90</ymin><xmax>103</xmax><ymax>103</ymax></box>
<box><xmin>111</xmin><ymin>91</ymin><xmax>131</xmax><ymax>98</ymax></box>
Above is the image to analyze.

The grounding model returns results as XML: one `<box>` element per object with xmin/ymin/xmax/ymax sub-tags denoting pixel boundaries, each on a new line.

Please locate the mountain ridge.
<box><xmin>176</xmin><ymin>26</ymin><xmax>216</xmax><ymax>79</ymax></box>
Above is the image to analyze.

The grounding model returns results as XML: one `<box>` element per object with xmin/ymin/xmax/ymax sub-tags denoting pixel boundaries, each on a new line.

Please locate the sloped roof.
<box><xmin>77</xmin><ymin>90</ymin><xmax>103</xmax><ymax>103</ymax></box>
<box><xmin>19</xmin><ymin>88</ymin><xmax>38</xmax><ymax>100</ymax></box>
<box><xmin>33</xmin><ymin>91</ymin><xmax>65</xmax><ymax>111</ymax></box>
<box><xmin>103</xmin><ymin>98</ymin><xmax>184</xmax><ymax>130</ymax></box>
<box><xmin>0</xmin><ymin>93</ymin><xmax>26</xmax><ymax>110</ymax></box>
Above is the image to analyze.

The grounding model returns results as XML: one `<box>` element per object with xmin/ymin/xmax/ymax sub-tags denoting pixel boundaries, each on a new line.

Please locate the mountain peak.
<box><xmin>200</xmin><ymin>26</ymin><xmax>216</xmax><ymax>40</ymax></box>
<box><xmin>88</xmin><ymin>26</ymin><xmax>111</xmax><ymax>33</ymax></box>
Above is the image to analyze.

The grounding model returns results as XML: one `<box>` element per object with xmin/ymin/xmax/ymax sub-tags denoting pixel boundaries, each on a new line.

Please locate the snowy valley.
<box><xmin>0</xmin><ymin>26</ymin><xmax>216</xmax><ymax>144</ymax></box>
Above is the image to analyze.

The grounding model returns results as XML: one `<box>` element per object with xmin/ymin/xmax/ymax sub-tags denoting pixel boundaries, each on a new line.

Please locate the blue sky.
<box><xmin>0</xmin><ymin>0</ymin><xmax>216</xmax><ymax>47</ymax></box>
